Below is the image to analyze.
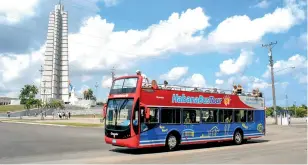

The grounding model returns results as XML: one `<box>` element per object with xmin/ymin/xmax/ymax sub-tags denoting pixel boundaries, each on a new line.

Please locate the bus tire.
<box><xmin>166</xmin><ymin>133</ymin><xmax>179</xmax><ymax>151</ymax></box>
<box><xmin>233</xmin><ymin>129</ymin><xmax>243</xmax><ymax>145</ymax></box>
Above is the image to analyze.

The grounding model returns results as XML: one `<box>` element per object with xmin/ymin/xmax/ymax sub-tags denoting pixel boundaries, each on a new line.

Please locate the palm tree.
<box><xmin>88</xmin><ymin>89</ymin><xmax>94</xmax><ymax>100</ymax></box>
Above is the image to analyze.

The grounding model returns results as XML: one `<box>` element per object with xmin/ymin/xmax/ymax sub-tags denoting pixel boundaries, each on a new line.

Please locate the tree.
<box><xmin>83</xmin><ymin>90</ymin><xmax>88</xmax><ymax>100</ymax></box>
<box><xmin>83</xmin><ymin>88</ymin><xmax>96</xmax><ymax>100</ymax></box>
<box><xmin>19</xmin><ymin>85</ymin><xmax>38</xmax><ymax>104</ymax></box>
<box><xmin>88</xmin><ymin>89</ymin><xmax>94</xmax><ymax>100</ymax></box>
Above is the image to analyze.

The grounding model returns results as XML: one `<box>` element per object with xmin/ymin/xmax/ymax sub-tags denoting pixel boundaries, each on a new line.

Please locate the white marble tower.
<box><xmin>41</xmin><ymin>2</ymin><xmax>69</xmax><ymax>103</ymax></box>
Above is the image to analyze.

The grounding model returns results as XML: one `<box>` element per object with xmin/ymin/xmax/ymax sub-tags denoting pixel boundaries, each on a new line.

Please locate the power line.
<box><xmin>262</xmin><ymin>41</ymin><xmax>278</xmax><ymax>124</ymax></box>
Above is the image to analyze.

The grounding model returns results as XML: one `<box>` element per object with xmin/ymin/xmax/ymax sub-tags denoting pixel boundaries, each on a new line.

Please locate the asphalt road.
<box><xmin>0</xmin><ymin>122</ymin><xmax>307</xmax><ymax>164</ymax></box>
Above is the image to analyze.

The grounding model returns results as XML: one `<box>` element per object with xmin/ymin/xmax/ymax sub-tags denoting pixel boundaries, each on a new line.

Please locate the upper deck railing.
<box><xmin>141</xmin><ymin>83</ymin><xmax>263</xmax><ymax>98</ymax></box>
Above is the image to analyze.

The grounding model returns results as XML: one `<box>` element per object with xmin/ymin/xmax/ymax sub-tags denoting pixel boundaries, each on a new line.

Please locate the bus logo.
<box><xmin>172</xmin><ymin>94</ymin><xmax>223</xmax><ymax>104</ymax></box>
<box><xmin>111</xmin><ymin>132</ymin><xmax>118</xmax><ymax>138</ymax></box>
<box><xmin>223</xmin><ymin>95</ymin><xmax>231</xmax><ymax>106</ymax></box>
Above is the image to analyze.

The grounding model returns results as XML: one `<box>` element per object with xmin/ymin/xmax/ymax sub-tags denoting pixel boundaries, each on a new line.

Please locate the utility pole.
<box><xmin>111</xmin><ymin>66</ymin><xmax>116</xmax><ymax>81</ymax></box>
<box><xmin>95</xmin><ymin>82</ymin><xmax>98</xmax><ymax>101</ymax></box>
<box><xmin>262</xmin><ymin>41</ymin><xmax>277</xmax><ymax>124</ymax></box>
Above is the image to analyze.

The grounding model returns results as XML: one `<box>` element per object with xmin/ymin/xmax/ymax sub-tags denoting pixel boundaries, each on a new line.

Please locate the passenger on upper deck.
<box><xmin>252</xmin><ymin>88</ymin><xmax>262</xmax><ymax>97</ymax></box>
<box><xmin>163</xmin><ymin>80</ymin><xmax>168</xmax><ymax>89</ymax></box>
<box><xmin>136</xmin><ymin>70</ymin><xmax>149</xmax><ymax>86</ymax></box>
<box><xmin>151</xmin><ymin>80</ymin><xmax>158</xmax><ymax>89</ymax></box>
<box><xmin>212</xmin><ymin>88</ymin><xmax>218</xmax><ymax>93</ymax></box>
<box><xmin>237</xmin><ymin>84</ymin><xmax>243</xmax><ymax>94</ymax></box>
<box><xmin>232</xmin><ymin>85</ymin><xmax>237</xmax><ymax>94</ymax></box>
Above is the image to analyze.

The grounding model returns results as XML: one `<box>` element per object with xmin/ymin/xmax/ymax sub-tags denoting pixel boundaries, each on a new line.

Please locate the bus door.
<box><xmin>139</xmin><ymin>106</ymin><xmax>160</xmax><ymax>144</ymax></box>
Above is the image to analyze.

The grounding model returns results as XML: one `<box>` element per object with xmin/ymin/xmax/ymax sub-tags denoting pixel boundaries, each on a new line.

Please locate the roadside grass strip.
<box><xmin>0</xmin><ymin>119</ymin><xmax>104</xmax><ymax>128</ymax></box>
<box><xmin>0</xmin><ymin>105</ymin><xmax>25</xmax><ymax>113</ymax></box>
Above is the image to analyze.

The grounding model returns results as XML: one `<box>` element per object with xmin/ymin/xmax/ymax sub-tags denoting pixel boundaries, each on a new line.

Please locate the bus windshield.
<box><xmin>106</xmin><ymin>98</ymin><xmax>133</xmax><ymax>130</ymax></box>
<box><xmin>110</xmin><ymin>77</ymin><xmax>138</xmax><ymax>95</ymax></box>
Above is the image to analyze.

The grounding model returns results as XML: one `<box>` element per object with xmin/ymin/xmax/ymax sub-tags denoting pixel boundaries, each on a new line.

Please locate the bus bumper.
<box><xmin>105</xmin><ymin>135</ymin><xmax>139</xmax><ymax>148</ymax></box>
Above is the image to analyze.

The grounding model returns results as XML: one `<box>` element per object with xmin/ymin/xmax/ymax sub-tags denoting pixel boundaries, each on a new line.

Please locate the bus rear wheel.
<box><xmin>166</xmin><ymin>134</ymin><xmax>178</xmax><ymax>151</ymax></box>
<box><xmin>233</xmin><ymin>130</ymin><xmax>243</xmax><ymax>145</ymax></box>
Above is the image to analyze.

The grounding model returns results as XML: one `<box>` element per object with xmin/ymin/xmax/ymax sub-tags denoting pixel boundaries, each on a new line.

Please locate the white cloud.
<box><xmin>181</xmin><ymin>74</ymin><xmax>206</xmax><ymax>87</ymax></box>
<box><xmin>295</xmin><ymin>72</ymin><xmax>307</xmax><ymax>84</ymax></box>
<box><xmin>262</xmin><ymin>54</ymin><xmax>307</xmax><ymax>78</ymax></box>
<box><xmin>0</xmin><ymin>0</ymin><xmax>39</xmax><ymax>24</ymax></box>
<box><xmin>160</xmin><ymin>66</ymin><xmax>189</xmax><ymax>81</ymax></box>
<box><xmin>208</xmin><ymin>0</ymin><xmax>305</xmax><ymax>45</ymax></box>
<box><xmin>101</xmin><ymin>73</ymin><xmax>128</xmax><ymax>88</ymax></box>
<box><xmin>103</xmin><ymin>0</ymin><xmax>120</xmax><ymax>7</ymax></box>
<box><xmin>69</xmin><ymin>7</ymin><xmax>210</xmax><ymax>73</ymax></box>
<box><xmin>0</xmin><ymin>44</ymin><xmax>44</xmax><ymax>83</ymax></box>
<box><xmin>283</xmin><ymin>32</ymin><xmax>307</xmax><ymax>50</ymax></box>
<box><xmin>215</xmin><ymin>79</ymin><xmax>224</xmax><ymax>85</ymax></box>
<box><xmin>81</xmin><ymin>75</ymin><xmax>93</xmax><ymax>82</ymax></box>
<box><xmin>250</xmin><ymin>77</ymin><xmax>270</xmax><ymax>89</ymax></box>
<box><xmin>216</xmin><ymin>49</ymin><xmax>254</xmax><ymax>76</ymax></box>
<box><xmin>101</xmin><ymin>76</ymin><xmax>113</xmax><ymax>88</ymax></box>
<box><xmin>254</xmin><ymin>0</ymin><xmax>270</xmax><ymax>9</ymax></box>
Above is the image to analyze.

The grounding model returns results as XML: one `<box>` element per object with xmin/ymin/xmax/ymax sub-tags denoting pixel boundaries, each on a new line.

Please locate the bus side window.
<box><xmin>148</xmin><ymin>108</ymin><xmax>159</xmax><ymax>123</ymax></box>
<box><xmin>248</xmin><ymin>110</ymin><xmax>254</xmax><ymax>122</ymax></box>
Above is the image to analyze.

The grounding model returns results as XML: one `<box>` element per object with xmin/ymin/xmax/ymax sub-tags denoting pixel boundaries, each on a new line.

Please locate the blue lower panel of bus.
<box><xmin>139</xmin><ymin>122</ymin><xmax>265</xmax><ymax>146</ymax></box>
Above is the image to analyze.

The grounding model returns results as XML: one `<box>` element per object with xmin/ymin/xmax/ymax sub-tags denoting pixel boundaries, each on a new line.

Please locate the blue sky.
<box><xmin>0</xmin><ymin>0</ymin><xmax>307</xmax><ymax>107</ymax></box>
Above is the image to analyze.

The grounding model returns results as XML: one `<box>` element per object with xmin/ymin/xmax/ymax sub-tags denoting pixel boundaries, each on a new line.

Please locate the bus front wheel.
<box><xmin>233</xmin><ymin>130</ymin><xmax>243</xmax><ymax>145</ymax></box>
<box><xmin>166</xmin><ymin>134</ymin><xmax>179</xmax><ymax>151</ymax></box>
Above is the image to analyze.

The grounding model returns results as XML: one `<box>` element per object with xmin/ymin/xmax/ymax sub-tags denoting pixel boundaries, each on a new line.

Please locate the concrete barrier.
<box><xmin>266</xmin><ymin>117</ymin><xmax>307</xmax><ymax>124</ymax></box>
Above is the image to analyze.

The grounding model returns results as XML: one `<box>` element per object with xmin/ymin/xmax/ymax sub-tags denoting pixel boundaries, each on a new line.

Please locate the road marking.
<box><xmin>1</xmin><ymin>121</ymin><xmax>68</xmax><ymax>127</ymax></box>
<box><xmin>0</xmin><ymin>120</ymin><xmax>104</xmax><ymax>128</ymax></box>
<box><xmin>83</xmin><ymin>137</ymin><xmax>307</xmax><ymax>163</ymax></box>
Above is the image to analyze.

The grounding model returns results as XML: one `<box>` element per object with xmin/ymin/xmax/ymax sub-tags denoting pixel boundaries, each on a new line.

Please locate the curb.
<box><xmin>0</xmin><ymin>120</ymin><xmax>104</xmax><ymax>128</ymax></box>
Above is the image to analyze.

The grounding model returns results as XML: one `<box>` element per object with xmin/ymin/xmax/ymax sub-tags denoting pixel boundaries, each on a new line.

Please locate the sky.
<box><xmin>0</xmin><ymin>0</ymin><xmax>307</xmax><ymax>107</ymax></box>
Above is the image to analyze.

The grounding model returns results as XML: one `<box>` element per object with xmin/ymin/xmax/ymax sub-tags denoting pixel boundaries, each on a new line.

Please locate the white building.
<box><xmin>0</xmin><ymin>97</ymin><xmax>20</xmax><ymax>105</ymax></box>
<box><xmin>41</xmin><ymin>2</ymin><xmax>69</xmax><ymax>103</ymax></box>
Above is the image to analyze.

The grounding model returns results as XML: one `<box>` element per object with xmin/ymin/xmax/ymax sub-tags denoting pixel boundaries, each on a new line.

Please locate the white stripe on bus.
<box><xmin>140</xmin><ymin>134</ymin><xmax>263</xmax><ymax>143</ymax></box>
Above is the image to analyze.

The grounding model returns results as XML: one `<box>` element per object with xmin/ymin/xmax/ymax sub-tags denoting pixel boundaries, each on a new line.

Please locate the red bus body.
<box><xmin>104</xmin><ymin>75</ymin><xmax>265</xmax><ymax>149</ymax></box>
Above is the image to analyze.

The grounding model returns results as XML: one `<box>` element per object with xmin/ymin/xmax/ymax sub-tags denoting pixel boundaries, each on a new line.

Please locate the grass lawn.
<box><xmin>0</xmin><ymin>105</ymin><xmax>25</xmax><ymax>113</ymax></box>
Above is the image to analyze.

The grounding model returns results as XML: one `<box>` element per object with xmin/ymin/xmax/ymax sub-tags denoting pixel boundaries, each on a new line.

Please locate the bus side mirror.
<box><xmin>145</xmin><ymin>108</ymin><xmax>150</xmax><ymax>119</ymax></box>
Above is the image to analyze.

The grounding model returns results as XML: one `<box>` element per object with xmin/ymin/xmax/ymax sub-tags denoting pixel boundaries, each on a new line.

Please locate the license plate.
<box><xmin>112</xmin><ymin>139</ymin><xmax>116</xmax><ymax>144</ymax></box>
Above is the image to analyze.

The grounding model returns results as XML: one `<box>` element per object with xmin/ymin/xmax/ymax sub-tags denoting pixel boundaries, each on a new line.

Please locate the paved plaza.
<box><xmin>0</xmin><ymin>122</ymin><xmax>306</xmax><ymax>164</ymax></box>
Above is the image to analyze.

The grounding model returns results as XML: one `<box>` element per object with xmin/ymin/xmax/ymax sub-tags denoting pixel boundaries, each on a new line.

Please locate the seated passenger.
<box><xmin>252</xmin><ymin>89</ymin><xmax>257</xmax><ymax>97</ymax></box>
<box><xmin>232</xmin><ymin>85</ymin><xmax>237</xmax><ymax>94</ymax></box>
<box><xmin>163</xmin><ymin>80</ymin><xmax>168</xmax><ymax>89</ymax></box>
<box><xmin>212</xmin><ymin>88</ymin><xmax>218</xmax><ymax>93</ymax></box>
<box><xmin>259</xmin><ymin>92</ymin><xmax>263</xmax><ymax>97</ymax></box>
<box><xmin>237</xmin><ymin>84</ymin><xmax>243</xmax><ymax>94</ymax></box>
<box><xmin>192</xmin><ymin>87</ymin><xmax>198</xmax><ymax>92</ymax></box>
<box><xmin>184</xmin><ymin>114</ymin><xmax>191</xmax><ymax>123</ymax></box>
<box><xmin>151</xmin><ymin>80</ymin><xmax>158</xmax><ymax>89</ymax></box>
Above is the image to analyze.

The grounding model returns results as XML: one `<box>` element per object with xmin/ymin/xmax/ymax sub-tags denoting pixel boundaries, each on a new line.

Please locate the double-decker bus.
<box><xmin>104</xmin><ymin>74</ymin><xmax>265</xmax><ymax>151</ymax></box>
